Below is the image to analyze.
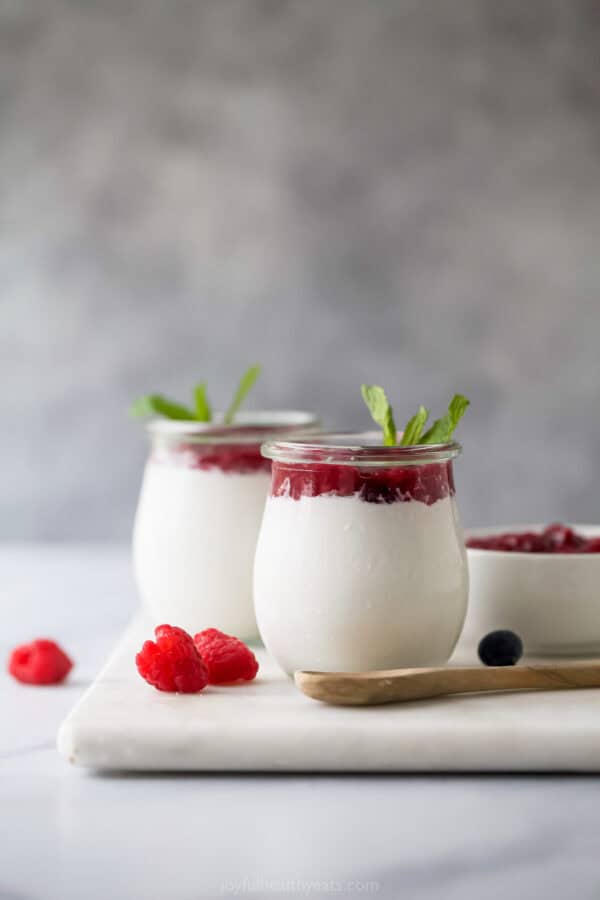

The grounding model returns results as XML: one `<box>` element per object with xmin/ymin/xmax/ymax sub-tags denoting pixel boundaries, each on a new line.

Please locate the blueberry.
<box><xmin>478</xmin><ymin>630</ymin><xmax>523</xmax><ymax>666</ymax></box>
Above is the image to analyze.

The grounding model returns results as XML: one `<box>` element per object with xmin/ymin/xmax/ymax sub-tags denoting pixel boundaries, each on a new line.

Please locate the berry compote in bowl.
<box><xmin>253</xmin><ymin>433</ymin><xmax>469</xmax><ymax>674</ymax></box>
<box><xmin>462</xmin><ymin>523</ymin><xmax>600</xmax><ymax>657</ymax></box>
<box><xmin>133</xmin><ymin>411</ymin><xmax>319</xmax><ymax>639</ymax></box>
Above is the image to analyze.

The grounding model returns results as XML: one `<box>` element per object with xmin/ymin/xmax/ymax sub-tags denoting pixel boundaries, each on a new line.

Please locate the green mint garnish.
<box><xmin>360</xmin><ymin>384</ymin><xmax>397</xmax><ymax>446</ymax></box>
<box><xmin>132</xmin><ymin>365</ymin><xmax>263</xmax><ymax>423</ymax></box>
<box><xmin>399</xmin><ymin>406</ymin><xmax>429</xmax><ymax>447</ymax></box>
<box><xmin>361</xmin><ymin>385</ymin><xmax>470</xmax><ymax>447</ymax></box>
<box><xmin>193</xmin><ymin>383</ymin><xmax>212</xmax><ymax>422</ymax></box>
<box><xmin>420</xmin><ymin>394</ymin><xmax>470</xmax><ymax>444</ymax></box>
<box><xmin>130</xmin><ymin>394</ymin><xmax>197</xmax><ymax>421</ymax></box>
<box><xmin>224</xmin><ymin>365</ymin><xmax>262</xmax><ymax>425</ymax></box>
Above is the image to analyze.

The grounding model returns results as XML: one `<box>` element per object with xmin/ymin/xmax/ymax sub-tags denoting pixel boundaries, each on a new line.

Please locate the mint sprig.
<box><xmin>361</xmin><ymin>386</ymin><xmax>470</xmax><ymax>446</ymax></box>
<box><xmin>399</xmin><ymin>406</ymin><xmax>429</xmax><ymax>447</ymax></box>
<box><xmin>130</xmin><ymin>394</ymin><xmax>197</xmax><ymax>421</ymax></box>
<box><xmin>360</xmin><ymin>384</ymin><xmax>397</xmax><ymax>446</ymax></box>
<box><xmin>224</xmin><ymin>365</ymin><xmax>262</xmax><ymax>425</ymax></box>
<box><xmin>131</xmin><ymin>365</ymin><xmax>262</xmax><ymax>424</ymax></box>
<box><xmin>420</xmin><ymin>394</ymin><xmax>470</xmax><ymax>444</ymax></box>
<box><xmin>193</xmin><ymin>383</ymin><xmax>212</xmax><ymax>422</ymax></box>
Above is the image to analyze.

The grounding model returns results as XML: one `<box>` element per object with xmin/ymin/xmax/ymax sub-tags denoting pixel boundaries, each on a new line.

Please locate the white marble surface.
<box><xmin>59</xmin><ymin>615</ymin><xmax>600</xmax><ymax>772</ymax></box>
<box><xmin>4</xmin><ymin>545</ymin><xmax>600</xmax><ymax>899</ymax></box>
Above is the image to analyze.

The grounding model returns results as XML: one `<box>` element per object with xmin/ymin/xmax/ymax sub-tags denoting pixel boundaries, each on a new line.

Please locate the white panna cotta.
<box><xmin>133</xmin><ymin>412</ymin><xmax>318</xmax><ymax>638</ymax></box>
<box><xmin>253</xmin><ymin>435</ymin><xmax>468</xmax><ymax>674</ymax></box>
<box><xmin>134</xmin><ymin>463</ymin><xmax>269</xmax><ymax>637</ymax></box>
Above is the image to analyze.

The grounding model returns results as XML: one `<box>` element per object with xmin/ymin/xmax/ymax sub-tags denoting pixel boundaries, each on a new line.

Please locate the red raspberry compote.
<box><xmin>467</xmin><ymin>524</ymin><xmax>600</xmax><ymax>554</ymax></box>
<box><xmin>133</xmin><ymin>411</ymin><xmax>319</xmax><ymax>638</ymax></box>
<box><xmin>253</xmin><ymin>433</ymin><xmax>469</xmax><ymax>674</ymax></box>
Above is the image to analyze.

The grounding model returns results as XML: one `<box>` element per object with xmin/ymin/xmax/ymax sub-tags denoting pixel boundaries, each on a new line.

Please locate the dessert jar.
<box><xmin>254</xmin><ymin>434</ymin><xmax>469</xmax><ymax>674</ymax></box>
<box><xmin>133</xmin><ymin>411</ymin><xmax>319</xmax><ymax>639</ymax></box>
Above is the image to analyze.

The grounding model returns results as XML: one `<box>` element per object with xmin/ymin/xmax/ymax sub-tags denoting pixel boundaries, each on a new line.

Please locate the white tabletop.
<box><xmin>2</xmin><ymin>544</ymin><xmax>600</xmax><ymax>900</ymax></box>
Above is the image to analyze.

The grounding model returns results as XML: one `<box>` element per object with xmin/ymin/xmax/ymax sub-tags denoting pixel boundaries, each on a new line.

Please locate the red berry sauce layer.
<box><xmin>467</xmin><ymin>523</ymin><xmax>600</xmax><ymax>554</ymax></box>
<box><xmin>152</xmin><ymin>441</ymin><xmax>271</xmax><ymax>475</ymax></box>
<box><xmin>271</xmin><ymin>461</ymin><xmax>455</xmax><ymax>505</ymax></box>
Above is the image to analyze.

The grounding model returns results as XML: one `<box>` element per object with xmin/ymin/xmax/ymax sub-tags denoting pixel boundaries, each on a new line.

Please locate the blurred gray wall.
<box><xmin>2</xmin><ymin>0</ymin><xmax>600</xmax><ymax>540</ymax></box>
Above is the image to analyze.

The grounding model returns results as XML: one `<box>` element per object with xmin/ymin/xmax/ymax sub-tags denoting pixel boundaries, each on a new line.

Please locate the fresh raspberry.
<box><xmin>8</xmin><ymin>639</ymin><xmax>73</xmax><ymax>685</ymax></box>
<box><xmin>136</xmin><ymin>625</ymin><xmax>208</xmax><ymax>693</ymax></box>
<box><xmin>193</xmin><ymin>628</ymin><xmax>259</xmax><ymax>684</ymax></box>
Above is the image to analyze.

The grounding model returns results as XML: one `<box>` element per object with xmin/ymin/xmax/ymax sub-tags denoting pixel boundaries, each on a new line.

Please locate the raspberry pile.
<box><xmin>467</xmin><ymin>523</ymin><xmax>600</xmax><ymax>554</ymax></box>
<box><xmin>8</xmin><ymin>639</ymin><xmax>73</xmax><ymax>685</ymax></box>
<box><xmin>136</xmin><ymin>625</ymin><xmax>259</xmax><ymax>693</ymax></box>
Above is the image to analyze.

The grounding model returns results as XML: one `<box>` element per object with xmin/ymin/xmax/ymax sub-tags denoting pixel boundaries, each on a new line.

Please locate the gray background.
<box><xmin>2</xmin><ymin>0</ymin><xmax>600</xmax><ymax>540</ymax></box>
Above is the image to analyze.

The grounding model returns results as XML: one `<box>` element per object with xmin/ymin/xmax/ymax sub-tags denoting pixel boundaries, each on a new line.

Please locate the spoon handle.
<box><xmin>295</xmin><ymin>661</ymin><xmax>600</xmax><ymax>706</ymax></box>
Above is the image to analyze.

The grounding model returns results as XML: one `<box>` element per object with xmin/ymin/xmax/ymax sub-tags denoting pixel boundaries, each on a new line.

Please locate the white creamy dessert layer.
<box><xmin>254</xmin><ymin>493</ymin><xmax>469</xmax><ymax>674</ymax></box>
<box><xmin>133</xmin><ymin>462</ymin><xmax>269</xmax><ymax>638</ymax></box>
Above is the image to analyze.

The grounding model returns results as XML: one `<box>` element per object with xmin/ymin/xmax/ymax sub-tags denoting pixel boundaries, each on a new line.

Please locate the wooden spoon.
<box><xmin>295</xmin><ymin>661</ymin><xmax>600</xmax><ymax>706</ymax></box>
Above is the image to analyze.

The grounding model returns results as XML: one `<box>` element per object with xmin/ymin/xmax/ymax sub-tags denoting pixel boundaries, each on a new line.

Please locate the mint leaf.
<box><xmin>224</xmin><ymin>365</ymin><xmax>262</xmax><ymax>425</ymax></box>
<box><xmin>400</xmin><ymin>406</ymin><xmax>429</xmax><ymax>446</ymax></box>
<box><xmin>420</xmin><ymin>394</ymin><xmax>470</xmax><ymax>444</ymax></box>
<box><xmin>130</xmin><ymin>394</ymin><xmax>197</xmax><ymax>421</ymax></box>
<box><xmin>193</xmin><ymin>383</ymin><xmax>212</xmax><ymax>422</ymax></box>
<box><xmin>361</xmin><ymin>384</ymin><xmax>397</xmax><ymax>446</ymax></box>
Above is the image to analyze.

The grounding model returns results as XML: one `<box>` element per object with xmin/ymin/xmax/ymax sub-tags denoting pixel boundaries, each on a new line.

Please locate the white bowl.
<box><xmin>460</xmin><ymin>524</ymin><xmax>600</xmax><ymax>657</ymax></box>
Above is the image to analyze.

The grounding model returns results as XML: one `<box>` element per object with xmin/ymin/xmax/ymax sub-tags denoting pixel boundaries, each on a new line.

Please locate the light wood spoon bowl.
<box><xmin>295</xmin><ymin>661</ymin><xmax>600</xmax><ymax>706</ymax></box>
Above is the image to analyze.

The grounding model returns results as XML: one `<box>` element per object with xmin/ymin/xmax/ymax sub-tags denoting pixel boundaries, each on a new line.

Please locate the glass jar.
<box><xmin>253</xmin><ymin>433</ymin><xmax>468</xmax><ymax>673</ymax></box>
<box><xmin>133</xmin><ymin>411</ymin><xmax>320</xmax><ymax>639</ymax></box>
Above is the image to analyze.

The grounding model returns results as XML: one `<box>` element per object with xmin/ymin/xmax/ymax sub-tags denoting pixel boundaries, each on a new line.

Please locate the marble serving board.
<box><xmin>58</xmin><ymin>615</ymin><xmax>600</xmax><ymax>772</ymax></box>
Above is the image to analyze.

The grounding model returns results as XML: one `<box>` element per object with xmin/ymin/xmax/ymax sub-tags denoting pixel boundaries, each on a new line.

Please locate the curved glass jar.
<box><xmin>253</xmin><ymin>433</ymin><xmax>469</xmax><ymax>673</ymax></box>
<box><xmin>133</xmin><ymin>411</ymin><xmax>320</xmax><ymax>639</ymax></box>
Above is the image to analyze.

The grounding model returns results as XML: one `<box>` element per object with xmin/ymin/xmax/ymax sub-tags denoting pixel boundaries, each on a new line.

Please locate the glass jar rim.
<box><xmin>262</xmin><ymin>431</ymin><xmax>462</xmax><ymax>467</ymax></box>
<box><xmin>145</xmin><ymin>410</ymin><xmax>320</xmax><ymax>445</ymax></box>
